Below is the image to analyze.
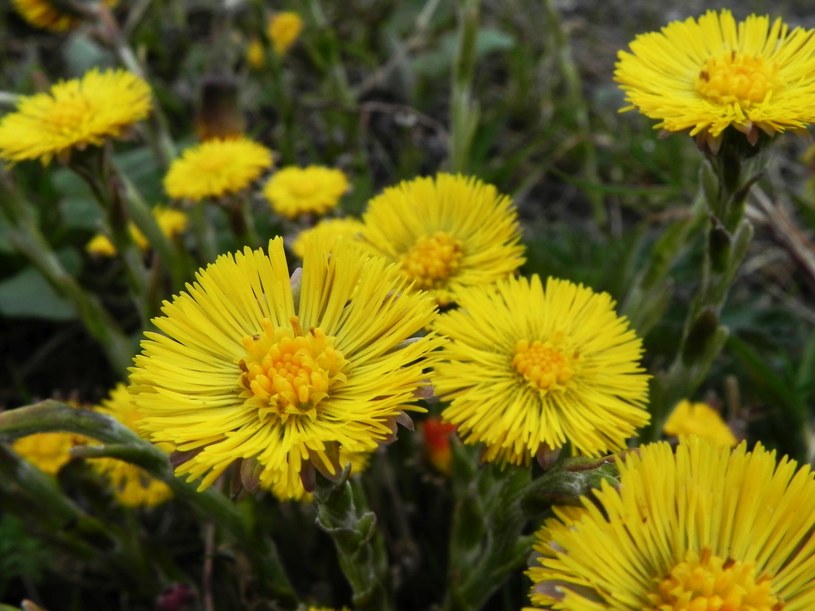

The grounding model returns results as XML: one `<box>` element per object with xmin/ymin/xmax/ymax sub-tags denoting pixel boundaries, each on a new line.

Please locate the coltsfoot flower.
<box><xmin>526</xmin><ymin>436</ymin><xmax>815</xmax><ymax>609</ymax></box>
<box><xmin>263</xmin><ymin>166</ymin><xmax>349</xmax><ymax>219</ymax></box>
<box><xmin>164</xmin><ymin>137</ymin><xmax>273</xmax><ymax>202</ymax></box>
<box><xmin>290</xmin><ymin>217</ymin><xmax>363</xmax><ymax>259</ymax></box>
<box><xmin>86</xmin><ymin>206</ymin><xmax>188</xmax><ymax>257</ymax></box>
<box><xmin>268</xmin><ymin>11</ymin><xmax>303</xmax><ymax>56</ymax></box>
<box><xmin>663</xmin><ymin>399</ymin><xmax>737</xmax><ymax>447</ymax></box>
<box><xmin>615</xmin><ymin>10</ymin><xmax>815</xmax><ymax>149</ymax></box>
<box><xmin>0</xmin><ymin>68</ymin><xmax>151</xmax><ymax>164</ymax></box>
<box><xmin>359</xmin><ymin>173</ymin><xmax>525</xmax><ymax>306</ymax></box>
<box><xmin>129</xmin><ymin>236</ymin><xmax>441</xmax><ymax>494</ymax></box>
<box><xmin>434</xmin><ymin>275</ymin><xmax>650</xmax><ymax>463</ymax></box>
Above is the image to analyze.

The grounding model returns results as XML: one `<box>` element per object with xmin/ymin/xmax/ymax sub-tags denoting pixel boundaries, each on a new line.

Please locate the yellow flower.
<box><xmin>164</xmin><ymin>137</ymin><xmax>273</xmax><ymax>202</ymax></box>
<box><xmin>268</xmin><ymin>11</ymin><xmax>304</xmax><ymax>56</ymax></box>
<box><xmin>291</xmin><ymin>217</ymin><xmax>363</xmax><ymax>259</ymax></box>
<box><xmin>264</xmin><ymin>166</ymin><xmax>349</xmax><ymax>219</ymax></box>
<box><xmin>85</xmin><ymin>206</ymin><xmax>188</xmax><ymax>257</ymax></box>
<box><xmin>247</xmin><ymin>37</ymin><xmax>266</xmax><ymax>70</ymax></box>
<box><xmin>526</xmin><ymin>436</ymin><xmax>815</xmax><ymax>610</ymax></box>
<box><xmin>12</xmin><ymin>0</ymin><xmax>117</xmax><ymax>33</ymax></box>
<box><xmin>615</xmin><ymin>10</ymin><xmax>815</xmax><ymax>147</ymax></box>
<box><xmin>0</xmin><ymin>68</ymin><xmax>151</xmax><ymax>165</ymax></box>
<box><xmin>11</xmin><ymin>431</ymin><xmax>81</xmax><ymax>475</ymax></box>
<box><xmin>89</xmin><ymin>384</ymin><xmax>172</xmax><ymax>508</ymax></box>
<box><xmin>664</xmin><ymin>399</ymin><xmax>737</xmax><ymax>447</ymax></box>
<box><xmin>359</xmin><ymin>173</ymin><xmax>525</xmax><ymax>306</ymax></box>
<box><xmin>434</xmin><ymin>275</ymin><xmax>650</xmax><ymax>463</ymax></box>
<box><xmin>129</xmin><ymin>237</ymin><xmax>441</xmax><ymax>494</ymax></box>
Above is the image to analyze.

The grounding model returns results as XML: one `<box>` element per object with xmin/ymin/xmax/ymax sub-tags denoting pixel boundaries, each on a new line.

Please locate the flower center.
<box><xmin>401</xmin><ymin>231</ymin><xmax>463</xmax><ymax>289</ymax></box>
<box><xmin>237</xmin><ymin>316</ymin><xmax>348</xmax><ymax>422</ymax></box>
<box><xmin>651</xmin><ymin>548</ymin><xmax>782</xmax><ymax>611</ymax></box>
<box><xmin>513</xmin><ymin>338</ymin><xmax>576</xmax><ymax>392</ymax></box>
<box><xmin>695</xmin><ymin>52</ymin><xmax>780</xmax><ymax>106</ymax></box>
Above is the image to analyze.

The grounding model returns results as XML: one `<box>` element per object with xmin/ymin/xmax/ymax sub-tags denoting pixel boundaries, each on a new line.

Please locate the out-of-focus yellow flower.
<box><xmin>526</xmin><ymin>437</ymin><xmax>815</xmax><ymax>609</ymax></box>
<box><xmin>663</xmin><ymin>399</ymin><xmax>737</xmax><ymax>447</ymax></box>
<box><xmin>615</xmin><ymin>9</ymin><xmax>815</xmax><ymax>149</ymax></box>
<box><xmin>89</xmin><ymin>384</ymin><xmax>172</xmax><ymax>508</ymax></box>
<box><xmin>291</xmin><ymin>217</ymin><xmax>363</xmax><ymax>259</ymax></box>
<box><xmin>12</xmin><ymin>431</ymin><xmax>82</xmax><ymax>475</ymax></box>
<box><xmin>247</xmin><ymin>37</ymin><xmax>266</xmax><ymax>70</ymax></box>
<box><xmin>0</xmin><ymin>68</ymin><xmax>151</xmax><ymax>165</ymax></box>
<box><xmin>268</xmin><ymin>11</ymin><xmax>303</xmax><ymax>56</ymax></box>
<box><xmin>359</xmin><ymin>173</ymin><xmax>525</xmax><ymax>306</ymax></box>
<box><xmin>264</xmin><ymin>166</ymin><xmax>349</xmax><ymax>219</ymax></box>
<box><xmin>12</xmin><ymin>0</ymin><xmax>118</xmax><ymax>33</ymax></box>
<box><xmin>164</xmin><ymin>137</ymin><xmax>273</xmax><ymax>202</ymax></box>
<box><xmin>85</xmin><ymin>206</ymin><xmax>188</xmax><ymax>257</ymax></box>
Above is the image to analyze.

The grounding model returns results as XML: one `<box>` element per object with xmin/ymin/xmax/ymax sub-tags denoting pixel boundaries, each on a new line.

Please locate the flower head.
<box><xmin>164</xmin><ymin>137</ymin><xmax>273</xmax><ymax>202</ymax></box>
<box><xmin>615</xmin><ymin>10</ymin><xmax>815</xmax><ymax>147</ymax></box>
<box><xmin>664</xmin><ymin>399</ymin><xmax>737</xmax><ymax>447</ymax></box>
<box><xmin>0</xmin><ymin>68</ymin><xmax>151</xmax><ymax>165</ymax></box>
<box><xmin>291</xmin><ymin>217</ymin><xmax>363</xmax><ymax>259</ymax></box>
<box><xmin>433</xmin><ymin>275</ymin><xmax>649</xmax><ymax>463</ymax></box>
<box><xmin>420</xmin><ymin>417</ymin><xmax>457</xmax><ymax>474</ymax></box>
<box><xmin>526</xmin><ymin>436</ymin><xmax>815</xmax><ymax>610</ymax></box>
<box><xmin>264</xmin><ymin>166</ymin><xmax>349</xmax><ymax>219</ymax></box>
<box><xmin>90</xmin><ymin>384</ymin><xmax>172</xmax><ymax>508</ymax></box>
<box><xmin>359</xmin><ymin>173</ymin><xmax>525</xmax><ymax>306</ymax></box>
<box><xmin>12</xmin><ymin>0</ymin><xmax>117</xmax><ymax>32</ymax></box>
<box><xmin>268</xmin><ymin>11</ymin><xmax>304</xmax><ymax>56</ymax></box>
<box><xmin>129</xmin><ymin>236</ymin><xmax>441</xmax><ymax>493</ymax></box>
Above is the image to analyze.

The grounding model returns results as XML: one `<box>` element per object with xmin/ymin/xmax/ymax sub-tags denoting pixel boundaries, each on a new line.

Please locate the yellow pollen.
<box><xmin>513</xmin><ymin>338</ymin><xmax>576</xmax><ymax>392</ymax></box>
<box><xmin>401</xmin><ymin>231</ymin><xmax>463</xmax><ymax>289</ymax></box>
<box><xmin>695</xmin><ymin>52</ymin><xmax>780</xmax><ymax>106</ymax></box>
<box><xmin>237</xmin><ymin>316</ymin><xmax>348</xmax><ymax>422</ymax></box>
<box><xmin>651</xmin><ymin>548</ymin><xmax>783</xmax><ymax>611</ymax></box>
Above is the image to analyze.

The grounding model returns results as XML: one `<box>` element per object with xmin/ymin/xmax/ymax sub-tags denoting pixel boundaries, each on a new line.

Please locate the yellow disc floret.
<box><xmin>696</xmin><ymin>52</ymin><xmax>780</xmax><ymax>107</ymax></box>
<box><xmin>238</xmin><ymin>316</ymin><xmax>348</xmax><ymax>422</ymax></box>
<box><xmin>513</xmin><ymin>337</ymin><xmax>577</xmax><ymax>392</ymax></box>
<box><xmin>651</xmin><ymin>548</ymin><xmax>781</xmax><ymax>610</ymax></box>
<box><xmin>401</xmin><ymin>232</ymin><xmax>463</xmax><ymax>290</ymax></box>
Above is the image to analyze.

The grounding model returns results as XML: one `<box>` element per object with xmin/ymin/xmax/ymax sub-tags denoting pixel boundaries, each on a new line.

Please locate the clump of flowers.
<box><xmin>129</xmin><ymin>236</ymin><xmax>442</xmax><ymax>495</ymax></box>
<box><xmin>290</xmin><ymin>217</ymin><xmax>363</xmax><ymax>259</ymax></box>
<box><xmin>663</xmin><ymin>399</ymin><xmax>737</xmax><ymax>447</ymax></box>
<box><xmin>433</xmin><ymin>275</ymin><xmax>650</xmax><ymax>464</ymax></box>
<box><xmin>615</xmin><ymin>9</ymin><xmax>815</xmax><ymax>150</ymax></box>
<box><xmin>526</xmin><ymin>436</ymin><xmax>815</xmax><ymax>609</ymax></box>
<box><xmin>88</xmin><ymin>384</ymin><xmax>172</xmax><ymax>508</ymax></box>
<box><xmin>86</xmin><ymin>206</ymin><xmax>188</xmax><ymax>257</ymax></box>
<box><xmin>12</xmin><ymin>0</ymin><xmax>118</xmax><ymax>33</ymax></box>
<box><xmin>164</xmin><ymin>137</ymin><xmax>273</xmax><ymax>202</ymax></box>
<box><xmin>0</xmin><ymin>68</ymin><xmax>152</xmax><ymax>164</ymax></box>
<box><xmin>268</xmin><ymin>11</ymin><xmax>304</xmax><ymax>56</ymax></box>
<box><xmin>263</xmin><ymin>166</ymin><xmax>349</xmax><ymax>219</ymax></box>
<box><xmin>359</xmin><ymin>173</ymin><xmax>525</xmax><ymax>306</ymax></box>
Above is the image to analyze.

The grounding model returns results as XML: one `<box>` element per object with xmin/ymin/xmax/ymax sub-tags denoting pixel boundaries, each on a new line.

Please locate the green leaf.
<box><xmin>0</xmin><ymin>249</ymin><xmax>81</xmax><ymax>320</ymax></box>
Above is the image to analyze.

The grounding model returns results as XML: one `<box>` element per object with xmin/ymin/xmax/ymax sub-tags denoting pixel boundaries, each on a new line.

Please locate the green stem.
<box><xmin>644</xmin><ymin>135</ymin><xmax>766</xmax><ymax>439</ymax></box>
<box><xmin>226</xmin><ymin>195</ymin><xmax>261</xmax><ymax>249</ymax></box>
<box><xmin>190</xmin><ymin>202</ymin><xmax>219</xmax><ymax>264</ymax></box>
<box><xmin>0</xmin><ymin>173</ymin><xmax>134</xmax><ymax>376</ymax></box>
<box><xmin>0</xmin><ymin>402</ymin><xmax>299</xmax><ymax>607</ymax></box>
<box><xmin>314</xmin><ymin>468</ymin><xmax>394</xmax><ymax>611</ymax></box>
<box><xmin>449</xmin><ymin>0</ymin><xmax>480</xmax><ymax>173</ymax></box>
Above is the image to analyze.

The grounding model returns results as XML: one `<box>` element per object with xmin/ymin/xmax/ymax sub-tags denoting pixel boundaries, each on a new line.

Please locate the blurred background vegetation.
<box><xmin>1</xmin><ymin>1</ymin><xmax>814</xmax><ymax>608</ymax></box>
